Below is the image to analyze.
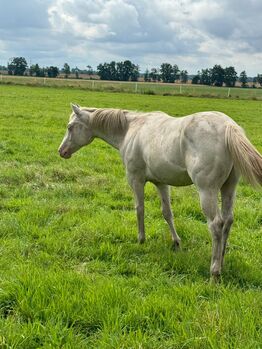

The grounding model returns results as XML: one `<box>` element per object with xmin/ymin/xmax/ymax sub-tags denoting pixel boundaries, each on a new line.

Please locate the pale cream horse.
<box><xmin>59</xmin><ymin>104</ymin><xmax>262</xmax><ymax>279</ymax></box>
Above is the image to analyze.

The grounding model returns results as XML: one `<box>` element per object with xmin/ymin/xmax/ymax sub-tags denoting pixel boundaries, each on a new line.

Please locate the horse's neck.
<box><xmin>94</xmin><ymin>130</ymin><xmax>125</xmax><ymax>149</ymax></box>
<box><xmin>91</xmin><ymin>112</ymin><xmax>135</xmax><ymax>149</ymax></box>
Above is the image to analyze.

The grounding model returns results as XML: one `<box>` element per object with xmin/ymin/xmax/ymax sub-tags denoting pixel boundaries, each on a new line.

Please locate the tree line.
<box><xmin>2</xmin><ymin>56</ymin><xmax>262</xmax><ymax>87</ymax></box>
<box><xmin>144</xmin><ymin>64</ymin><xmax>188</xmax><ymax>83</ymax></box>
<box><xmin>96</xmin><ymin>60</ymin><xmax>139</xmax><ymax>81</ymax></box>
<box><xmin>145</xmin><ymin>64</ymin><xmax>262</xmax><ymax>87</ymax></box>
<box><xmin>191</xmin><ymin>65</ymin><xmax>261</xmax><ymax>88</ymax></box>
<box><xmin>4</xmin><ymin>57</ymin><xmax>78</xmax><ymax>78</ymax></box>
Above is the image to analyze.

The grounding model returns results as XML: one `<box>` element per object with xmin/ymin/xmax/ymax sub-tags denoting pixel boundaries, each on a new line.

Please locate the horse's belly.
<box><xmin>146</xmin><ymin>163</ymin><xmax>193</xmax><ymax>186</ymax></box>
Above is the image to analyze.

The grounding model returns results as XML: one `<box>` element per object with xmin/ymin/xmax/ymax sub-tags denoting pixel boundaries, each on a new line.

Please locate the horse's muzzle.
<box><xmin>58</xmin><ymin>146</ymin><xmax>71</xmax><ymax>159</ymax></box>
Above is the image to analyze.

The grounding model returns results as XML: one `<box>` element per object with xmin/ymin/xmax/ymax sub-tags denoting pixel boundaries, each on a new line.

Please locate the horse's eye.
<box><xmin>68</xmin><ymin>125</ymin><xmax>73</xmax><ymax>131</ymax></box>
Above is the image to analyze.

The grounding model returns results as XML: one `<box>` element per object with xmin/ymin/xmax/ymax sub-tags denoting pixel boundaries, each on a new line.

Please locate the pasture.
<box><xmin>1</xmin><ymin>75</ymin><xmax>262</xmax><ymax>100</ymax></box>
<box><xmin>0</xmin><ymin>85</ymin><xmax>261</xmax><ymax>348</ymax></box>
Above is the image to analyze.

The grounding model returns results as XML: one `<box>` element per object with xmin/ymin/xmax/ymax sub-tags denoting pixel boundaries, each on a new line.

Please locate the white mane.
<box><xmin>89</xmin><ymin>108</ymin><xmax>128</xmax><ymax>133</ymax></box>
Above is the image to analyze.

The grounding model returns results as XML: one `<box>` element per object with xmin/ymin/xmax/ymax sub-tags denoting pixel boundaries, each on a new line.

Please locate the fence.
<box><xmin>0</xmin><ymin>74</ymin><xmax>262</xmax><ymax>100</ymax></box>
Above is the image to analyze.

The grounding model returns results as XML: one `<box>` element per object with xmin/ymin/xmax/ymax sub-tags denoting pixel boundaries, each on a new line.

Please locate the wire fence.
<box><xmin>1</xmin><ymin>74</ymin><xmax>262</xmax><ymax>100</ymax></box>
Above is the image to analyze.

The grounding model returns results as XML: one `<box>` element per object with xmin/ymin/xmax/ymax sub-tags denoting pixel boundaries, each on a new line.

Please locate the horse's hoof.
<box><xmin>210</xmin><ymin>272</ymin><xmax>221</xmax><ymax>284</ymax></box>
<box><xmin>138</xmin><ymin>237</ymin><xmax>145</xmax><ymax>244</ymax></box>
<box><xmin>172</xmin><ymin>240</ymin><xmax>181</xmax><ymax>251</ymax></box>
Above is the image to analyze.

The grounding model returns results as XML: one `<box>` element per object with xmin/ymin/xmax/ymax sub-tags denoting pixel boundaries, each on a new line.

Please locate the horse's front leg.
<box><xmin>128</xmin><ymin>176</ymin><xmax>145</xmax><ymax>243</ymax></box>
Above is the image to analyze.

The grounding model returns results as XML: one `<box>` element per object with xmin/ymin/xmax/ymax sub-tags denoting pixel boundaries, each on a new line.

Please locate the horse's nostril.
<box><xmin>59</xmin><ymin>147</ymin><xmax>71</xmax><ymax>158</ymax></box>
<box><xmin>59</xmin><ymin>148</ymin><xmax>66</xmax><ymax>157</ymax></box>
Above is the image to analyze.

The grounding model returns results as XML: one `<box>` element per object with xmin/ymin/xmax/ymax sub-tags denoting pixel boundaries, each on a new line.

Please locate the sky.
<box><xmin>0</xmin><ymin>0</ymin><xmax>262</xmax><ymax>75</ymax></box>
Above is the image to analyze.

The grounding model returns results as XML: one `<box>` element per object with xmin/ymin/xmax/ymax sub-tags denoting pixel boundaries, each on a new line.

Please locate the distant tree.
<box><xmin>34</xmin><ymin>64</ymin><xmax>41</xmax><ymax>77</ymax></box>
<box><xmin>97</xmin><ymin>63</ymin><xmax>107</xmax><ymax>80</ymax></box>
<box><xmin>192</xmin><ymin>74</ymin><xmax>200</xmax><ymax>84</ymax></box>
<box><xmin>200</xmin><ymin>68</ymin><xmax>212</xmax><ymax>85</ymax></box>
<box><xmin>63</xmin><ymin>63</ymin><xmax>70</xmax><ymax>78</ymax></box>
<box><xmin>180</xmin><ymin>70</ymin><xmax>188</xmax><ymax>83</ymax></box>
<box><xmin>97</xmin><ymin>60</ymin><xmax>139</xmax><ymax>81</ymax></box>
<box><xmin>149</xmin><ymin>68</ymin><xmax>159</xmax><ymax>82</ymax></box>
<box><xmin>97</xmin><ymin>61</ymin><xmax>116</xmax><ymax>80</ymax></box>
<box><xmin>224</xmin><ymin>66</ymin><xmax>238</xmax><ymax>87</ymax></box>
<box><xmin>8</xmin><ymin>57</ymin><xmax>28</xmax><ymax>76</ymax></box>
<box><xmin>160</xmin><ymin>63</ymin><xmax>179</xmax><ymax>83</ymax></box>
<box><xmin>144</xmin><ymin>69</ymin><xmax>150</xmax><ymax>82</ymax></box>
<box><xmin>151</xmin><ymin>68</ymin><xmax>161</xmax><ymax>82</ymax></box>
<box><xmin>172</xmin><ymin>64</ymin><xmax>180</xmax><ymax>83</ymax></box>
<box><xmin>46</xmin><ymin>66</ymin><xmax>59</xmax><ymax>78</ymax></box>
<box><xmin>39</xmin><ymin>68</ymin><xmax>46</xmax><ymax>77</ymax></box>
<box><xmin>130</xmin><ymin>64</ymin><xmax>140</xmax><ymax>81</ymax></box>
<box><xmin>108</xmin><ymin>61</ymin><xmax>117</xmax><ymax>80</ymax></box>
<box><xmin>29</xmin><ymin>63</ymin><xmax>41</xmax><ymax>77</ymax></box>
<box><xmin>257</xmin><ymin>74</ymin><xmax>262</xmax><ymax>86</ymax></box>
<box><xmin>239</xmin><ymin>70</ymin><xmax>248</xmax><ymax>87</ymax></box>
<box><xmin>123</xmin><ymin>60</ymin><xmax>133</xmax><ymax>81</ymax></box>
<box><xmin>116</xmin><ymin>61</ymin><xmax>125</xmax><ymax>81</ymax></box>
<box><xmin>160</xmin><ymin>63</ymin><xmax>173</xmax><ymax>83</ymax></box>
<box><xmin>211</xmin><ymin>64</ymin><xmax>224</xmax><ymax>86</ymax></box>
<box><xmin>106</xmin><ymin>63</ymin><xmax>112</xmax><ymax>80</ymax></box>
<box><xmin>117</xmin><ymin>60</ymin><xmax>133</xmax><ymax>81</ymax></box>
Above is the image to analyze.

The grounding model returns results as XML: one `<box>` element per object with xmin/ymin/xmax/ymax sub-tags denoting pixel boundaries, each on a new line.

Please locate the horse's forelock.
<box><xmin>69</xmin><ymin>108</ymin><xmax>95</xmax><ymax>123</ymax></box>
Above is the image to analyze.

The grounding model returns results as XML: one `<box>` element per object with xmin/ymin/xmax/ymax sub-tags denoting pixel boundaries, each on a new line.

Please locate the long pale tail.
<box><xmin>225</xmin><ymin>123</ymin><xmax>262</xmax><ymax>187</ymax></box>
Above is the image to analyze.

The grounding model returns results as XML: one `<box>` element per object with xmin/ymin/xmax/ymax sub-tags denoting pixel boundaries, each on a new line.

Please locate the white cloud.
<box><xmin>48</xmin><ymin>0</ymin><xmax>143</xmax><ymax>42</ymax></box>
<box><xmin>48</xmin><ymin>0</ymin><xmax>111</xmax><ymax>39</ymax></box>
<box><xmin>0</xmin><ymin>0</ymin><xmax>262</xmax><ymax>74</ymax></box>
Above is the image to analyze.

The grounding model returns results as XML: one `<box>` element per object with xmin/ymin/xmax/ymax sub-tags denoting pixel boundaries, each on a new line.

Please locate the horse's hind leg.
<box><xmin>156</xmin><ymin>184</ymin><xmax>181</xmax><ymax>249</ymax></box>
<box><xmin>198</xmin><ymin>188</ymin><xmax>224</xmax><ymax>279</ymax></box>
<box><xmin>221</xmin><ymin>167</ymin><xmax>239</xmax><ymax>263</ymax></box>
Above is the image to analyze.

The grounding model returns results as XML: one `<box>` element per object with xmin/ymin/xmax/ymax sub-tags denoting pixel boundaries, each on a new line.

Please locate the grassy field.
<box><xmin>0</xmin><ymin>85</ymin><xmax>261</xmax><ymax>348</ymax></box>
<box><xmin>1</xmin><ymin>74</ymin><xmax>262</xmax><ymax>100</ymax></box>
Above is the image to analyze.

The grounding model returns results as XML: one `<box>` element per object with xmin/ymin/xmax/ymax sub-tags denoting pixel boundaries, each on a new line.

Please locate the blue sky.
<box><xmin>0</xmin><ymin>0</ymin><xmax>262</xmax><ymax>75</ymax></box>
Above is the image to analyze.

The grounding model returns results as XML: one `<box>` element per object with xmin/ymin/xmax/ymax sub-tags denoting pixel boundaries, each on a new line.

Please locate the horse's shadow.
<box><xmin>106</xmin><ymin>235</ymin><xmax>262</xmax><ymax>289</ymax></box>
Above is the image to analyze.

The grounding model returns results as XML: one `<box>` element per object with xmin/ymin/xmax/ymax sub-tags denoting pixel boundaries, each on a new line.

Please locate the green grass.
<box><xmin>1</xmin><ymin>75</ymin><xmax>262</xmax><ymax>100</ymax></box>
<box><xmin>0</xmin><ymin>85</ymin><xmax>262</xmax><ymax>348</ymax></box>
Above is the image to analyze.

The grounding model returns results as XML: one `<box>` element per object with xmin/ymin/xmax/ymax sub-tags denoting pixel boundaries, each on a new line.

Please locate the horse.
<box><xmin>58</xmin><ymin>104</ymin><xmax>262</xmax><ymax>279</ymax></box>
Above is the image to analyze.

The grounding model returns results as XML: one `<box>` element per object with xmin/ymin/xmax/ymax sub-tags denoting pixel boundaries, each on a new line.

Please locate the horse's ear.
<box><xmin>71</xmin><ymin>103</ymin><xmax>81</xmax><ymax>116</ymax></box>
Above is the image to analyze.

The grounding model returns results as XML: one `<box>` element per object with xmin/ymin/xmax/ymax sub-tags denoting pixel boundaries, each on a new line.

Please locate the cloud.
<box><xmin>0</xmin><ymin>0</ymin><xmax>50</xmax><ymax>30</ymax></box>
<box><xmin>0</xmin><ymin>0</ymin><xmax>59</xmax><ymax>65</ymax></box>
<box><xmin>46</xmin><ymin>0</ymin><xmax>202</xmax><ymax>67</ymax></box>
<box><xmin>0</xmin><ymin>0</ymin><xmax>262</xmax><ymax>74</ymax></box>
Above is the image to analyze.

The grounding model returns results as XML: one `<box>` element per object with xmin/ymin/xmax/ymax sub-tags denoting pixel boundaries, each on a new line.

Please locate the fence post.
<box><xmin>227</xmin><ymin>88</ymin><xmax>231</xmax><ymax>98</ymax></box>
<box><xmin>180</xmin><ymin>85</ymin><xmax>182</xmax><ymax>94</ymax></box>
<box><xmin>135</xmin><ymin>82</ymin><xmax>138</xmax><ymax>93</ymax></box>
<box><xmin>92</xmin><ymin>80</ymin><xmax>95</xmax><ymax>89</ymax></box>
<box><xmin>44</xmin><ymin>78</ymin><xmax>46</xmax><ymax>85</ymax></box>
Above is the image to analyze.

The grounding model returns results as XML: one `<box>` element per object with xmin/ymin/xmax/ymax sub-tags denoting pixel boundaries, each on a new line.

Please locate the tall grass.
<box><xmin>0</xmin><ymin>85</ymin><xmax>261</xmax><ymax>348</ymax></box>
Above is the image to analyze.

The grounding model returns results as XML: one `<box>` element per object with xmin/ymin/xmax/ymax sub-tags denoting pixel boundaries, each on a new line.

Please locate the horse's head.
<box><xmin>58</xmin><ymin>104</ymin><xmax>94</xmax><ymax>159</ymax></box>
